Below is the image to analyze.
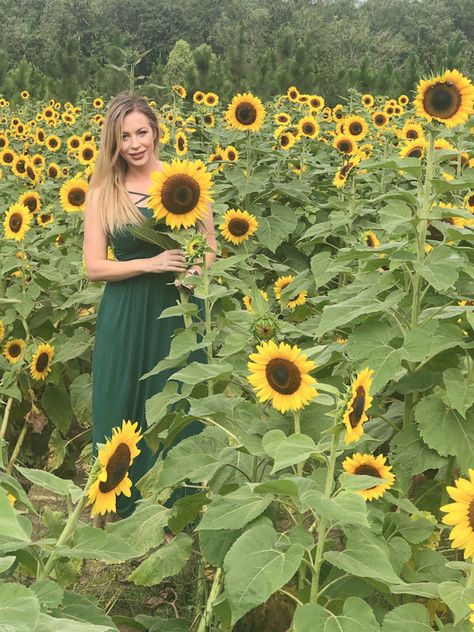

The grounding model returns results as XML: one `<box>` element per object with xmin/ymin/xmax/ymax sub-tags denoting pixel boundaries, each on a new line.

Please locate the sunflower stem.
<box><xmin>6</xmin><ymin>419</ymin><xmax>28</xmax><ymax>475</ymax></box>
<box><xmin>196</xmin><ymin>567</ymin><xmax>222</xmax><ymax>632</ymax></box>
<box><xmin>201</xmin><ymin>263</ymin><xmax>213</xmax><ymax>396</ymax></box>
<box><xmin>294</xmin><ymin>410</ymin><xmax>303</xmax><ymax>478</ymax></box>
<box><xmin>309</xmin><ymin>425</ymin><xmax>340</xmax><ymax>603</ymax></box>
<box><xmin>0</xmin><ymin>396</ymin><xmax>13</xmax><ymax>440</ymax></box>
<box><xmin>466</xmin><ymin>564</ymin><xmax>474</xmax><ymax>588</ymax></box>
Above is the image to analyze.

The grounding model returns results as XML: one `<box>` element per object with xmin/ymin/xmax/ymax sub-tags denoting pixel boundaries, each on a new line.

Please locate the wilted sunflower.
<box><xmin>298</xmin><ymin>116</ymin><xmax>319</xmax><ymax>139</ymax></box>
<box><xmin>3</xmin><ymin>338</ymin><xmax>26</xmax><ymax>363</ymax></box>
<box><xmin>78</xmin><ymin>142</ymin><xmax>97</xmax><ymax>165</ymax></box>
<box><xmin>343</xmin><ymin>368</ymin><xmax>374</xmax><ymax>444</ymax></box>
<box><xmin>224</xmin><ymin>145</ymin><xmax>239</xmax><ymax>162</ymax></box>
<box><xmin>172</xmin><ymin>85</ymin><xmax>186</xmax><ymax>99</ymax></box>
<box><xmin>361</xmin><ymin>94</ymin><xmax>374</xmax><ymax>108</ymax></box>
<box><xmin>148</xmin><ymin>159</ymin><xmax>213</xmax><ymax>229</ymax></box>
<box><xmin>372</xmin><ymin>111</ymin><xmax>389</xmax><ymax>128</ymax></box>
<box><xmin>345</xmin><ymin>115</ymin><xmax>369</xmax><ymax>140</ymax></box>
<box><xmin>4</xmin><ymin>202</ymin><xmax>32</xmax><ymax>241</ymax></box>
<box><xmin>361</xmin><ymin>231</ymin><xmax>380</xmax><ymax>247</ymax></box>
<box><xmin>30</xmin><ymin>343</ymin><xmax>54</xmax><ymax>380</ymax></box>
<box><xmin>60</xmin><ymin>177</ymin><xmax>88</xmax><ymax>212</ymax></box>
<box><xmin>415</xmin><ymin>69</ymin><xmax>474</xmax><ymax>128</ymax></box>
<box><xmin>87</xmin><ymin>420</ymin><xmax>142</xmax><ymax>516</ymax></box>
<box><xmin>342</xmin><ymin>453</ymin><xmax>395</xmax><ymax>500</ymax></box>
<box><xmin>225</xmin><ymin>93</ymin><xmax>266</xmax><ymax>132</ymax></box>
<box><xmin>334</xmin><ymin>134</ymin><xmax>357</xmax><ymax>155</ymax></box>
<box><xmin>247</xmin><ymin>339</ymin><xmax>317</xmax><ymax>413</ymax></box>
<box><xmin>441</xmin><ymin>469</ymin><xmax>474</xmax><ymax>560</ymax></box>
<box><xmin>19</xmin><ymin>191</ymin><xmax>41</xmax><ymax>214</ymax></box>
<box><xmin>175</xmin><ymin>130</ymin><xmax>188</xmax><ymax>156</ymax></box>
<box><xmin>399</xmin><ymin>138</ymin><xmax>427</xmax><ymax>159</ymax></box>
<box><xmin>219</xmin><ymin>209</ymin><xmax>258</xmax><ymax>245</ymax></box>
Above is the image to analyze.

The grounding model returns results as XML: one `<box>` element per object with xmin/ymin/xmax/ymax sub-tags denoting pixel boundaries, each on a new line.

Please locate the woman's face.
<box><xmin>119</xmin><ymin>110</ymin><xmax>156</xmax><ymax>169</ymax></box>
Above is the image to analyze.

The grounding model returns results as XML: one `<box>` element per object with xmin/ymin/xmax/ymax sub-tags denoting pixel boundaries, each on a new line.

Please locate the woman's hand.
<box><xmin>175</xmin><ymin>265</ymin><xmax>202</xmax><ymax>291</ymax></box>
<box><xmin>144</xmin><ymin>249</ymin><xmax>188</xmax><ymax>273</ymax></box>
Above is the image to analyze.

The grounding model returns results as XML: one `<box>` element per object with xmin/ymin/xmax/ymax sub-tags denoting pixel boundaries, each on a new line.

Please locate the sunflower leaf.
<box><xmin>0</xmin><ymin>583</ymin><xmax>40</xmax><ymax>632</ymax></box>
<box><xmin>128</xmin><ymin>532</ymin><xmax>192</xmax><ymax>586</ymax></box>
<box><xmin>438</xmin><ymin>581</ymin><xmax>474</xmax><ymax>625</ymax></box>
<box><xmin>257</xmin><ymin>204</ymin><xmax>298</xmax><ymax>253</ymax></box>
<box><xmin>271</xmin><ymin>433</ymin><xmax>320</xmax><ymax>473</ymax></box>
<box><xmin>169</xmin><ymin>361</ymin><xmax>233</xmax><ymax>384</ymax></box>
<box><xmin>300</xmin><ymin>489</ymin><xmax>369</xmax><ymax>527</ymax></box>
<box><xmin>403</xmin><ymin>321</ymin><xmax>463</xmax><ymax>363</ymax></box>
<box><xmin>413</xmin><ymin>246</ymin><xmax>464</xmax><ymax>292</ymax></box>
<box><xmin>382</xmin><ymin>603</ymin><xmax>432</xmax><ymax>631</ymax></box>
<box><xmin>15</xmin><ymin>466</ymin><xmax>82</xmax><ymax>503</ymax></box>
<box><xmin>197</xmin><ymin>486</ymin><xmax>273</xmax><ymax>531</ymax></box>
<box><xmin>443</xmin><ymin>368</ymin><xmax>474</xmax><ymax>418</ymax></box>
<box><xmin>106</xmin><ymin>502</ymin><xmax>170</xmax><ymax>555</ymax></box>
<box><xmin>294</xmin><ymin>597</ymin><xmax>380</xmax><ymax>632</ymax></box>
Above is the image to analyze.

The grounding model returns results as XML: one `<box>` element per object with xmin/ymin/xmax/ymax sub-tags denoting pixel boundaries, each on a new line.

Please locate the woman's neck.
<box><xmin>125</xmin><ymin>157</ymin><xmax>162</xmax><ymax>186</ymax></box>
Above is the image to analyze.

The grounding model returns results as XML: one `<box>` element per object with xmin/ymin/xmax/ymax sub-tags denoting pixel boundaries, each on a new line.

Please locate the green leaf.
<box><xmin>404</xmin><ymin>550</ymin><xmax>461</xmax><ymax>584</ymax></box>
<box><xmin>168</xmin><ymin>492</ymin><xmax>209</xmax><ymax>532</ymax></box>
<box><xmin>258</xmin><ymin>204</ymin><xmax>298</xmax><ymax>252</ymax></box>
<box><xmin>324</xmin><ymin>527</ymin><xmax>400</xmax><ymax>585</ymax></box>
<box><xmin>403</xmin><ymin>321</ymin><xmax>463</xmax><ymax>363</ymax></box>
<box><xmin>69</xmin><ymin>374</ymin><xmax>92</xmax><ymax>427</ymax></box>
<box><xmin>382</xmin><ymin>603</ymin><xmax>432</xmax><ymax>632</ymax></box>
<box><xmin>0</xmin><ymin>583</ymin><xmax>40</xmax><ymax>632</ymax></box>
<box><xmin>339</xmin><ymin>472</ymin><xmax>389</xmax><ymax>492</ymax></box>
<box><xmin>0</xmin><ymin>556</ymin><xmax>16</xmax><ymax>573</ymax></box>
<box><xmin>300</xmin><ymin>490</ymin><xmax>369</xmax><ymax>527</ymax></box>
<box><xmin>15</xmin><ymin>466</ymin><xmax>83</xmax><ymax>503</ymax></box>
<box><xmin>347</xmin><ymin>321</ymin><xmax>404</xmax><ymax>392</ymax></box>
<box><xmin>187</xmin><ymin>394</ymin><xmax>246</xmax><ymax>419</ymax></box>
<box><xmin>106</xmin><ymin>502</ymin><xmax>170</xmax><ymax>555</ymax></box>
<box><xmin>385</xmin><ymin>513</ymin><xmax>434</xmax><ymax>544</ymax></box>
<box><xmin>157</xmin><ymin>428</ymin><xmax>229</xmax><ymax>488</ymax></box>
<box><xmin>262</xmin><ymin>429</ymin><xmax>286</xmax><ymax>458</ymax></box>
<box><xmin>254</xmin><ymin>479</ymin><xmax>300</xmax><ymax>498</ymax></box>
<box><xmin>294</xmin><ymin>597</ymin><xmax>381</xmax><ymax>631</ymax></box>
<box><xmin>31</xmin><ymin>579</ymin><xmax>64</xmax><ymax>611</ymax></box>
<box><xmin>390</xmin><ymin>582</ymin><xmax>440</xmax><ymax>598</ymax></box>
<box><xmin>60</xmin><ymin>525</ymin><xmax>140</xmax><ymax>561</ymax></box>
<box><xmin>128</xmin><ymin>225</ymin><xmax>179</xmax><ymax>249</ymax></box>
<box><xmin>128</xmin><ymin>532</ymin><xmax>192</xmax><ymax>586</ymax></box>
<box><xmin>379</xmin><ymin>201</ymin><xmax>413</xmax><ymax>234</ymax></box>
<box><xmin>54</xmin><ymin>590</ymin><xmax>117</xmax><ymax>630</ymax></box>
<box><xmin>169</xmin><ymin>361</ymin><xmax>233</xmax><ymax>384</ymax></box>
<box><xmin>271</xmin><ymin>433</ymin><xmax>319</xmax><ymax>473</ymax></box>
<box><xmin>197</xmin><ymin>486</ymin><xmax>273</xmax><ymax>531</ymax></box>
<box><xmin>41</xmin><ymin>384</ymin><xmax>74</xmax><ymax>433</ymax></box>
<box><xmin>311</xmin><ymin>251</ymin><xmax>351</xmax><ymax>288</ymax></box>
<box><xmin>0</xmin><ymin>488</ymin><xmax>31</xmax><ymax>546</ymax></box>
<box><xmin>135</xmin><ymin>615</ymin><xmax>188</xmax><ymax>632</ymax></box>
<box><xmin>199</xmin><ymin>529</ymin><xmax>241</xmax><ymax>567</ymax></box>
<box><xmin>158</xmin><ymin>303</ymin><xmax>198</xmax><ymax>319</ymax></box>
<box><xmin>224</xmin><ymin>522</ymin><xmax>304</xmax><ymax>625</ymax></box>
<box><xmin>35</xmin><ymin>615</ymin><xmax>115</xmax><ymax>632</ymax></box>
<box><xmin>415</xmin><ymin>394</ymin><xmax>474</xmax><ymax>474</ymax></box>
<box><xmin>413</xmin><ymin>246</ymin><xmax>463</xmax><ymax>291</ymax></box>
<box><xmin>439</xmin><ymin>581</ymin><xmax>474</xmax><ymax>625</ymax></box>
<box><xmin>443</xmin><ymin>368</ymin><xmax>474</xmax><ymax>417</ymax></box>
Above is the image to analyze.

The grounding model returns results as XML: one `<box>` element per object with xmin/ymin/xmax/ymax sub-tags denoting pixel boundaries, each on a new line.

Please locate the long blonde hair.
<box><xmin>88</xmin><ymin>92</ymin><xmax>160</xmax><ymax>237</ymax></box>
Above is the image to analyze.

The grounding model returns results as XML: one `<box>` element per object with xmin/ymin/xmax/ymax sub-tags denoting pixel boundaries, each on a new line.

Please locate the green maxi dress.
<box><xmin>92</xmin><ymin>193</ymin><xmax>205</xmax><ymax>517</ymax></box>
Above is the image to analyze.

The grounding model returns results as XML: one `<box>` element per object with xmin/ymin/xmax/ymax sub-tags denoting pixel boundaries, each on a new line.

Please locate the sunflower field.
<box><xmin>1</xmin><ymin>70</ymin><xmax>474</xmax><ymax>632</ymax></box>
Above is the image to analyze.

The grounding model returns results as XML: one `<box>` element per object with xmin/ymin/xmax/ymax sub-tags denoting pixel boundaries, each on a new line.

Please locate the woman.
<box><xmin>83</xmin><ymin>92</ymin><xmax>216</xmax><ymax>518</ymax></box>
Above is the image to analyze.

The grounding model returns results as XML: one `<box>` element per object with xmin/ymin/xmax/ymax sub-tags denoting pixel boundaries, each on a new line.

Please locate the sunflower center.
<box><xmin>349</xmin><ymin>386</ymin><xmax>366</xmax><ymax>427</ymax></box>
<box><xmin>41</xmin><ymin>214</ymin><xmax>52</xmax><ymax>222</ymax></box>
<box><xmin>161</xmin><ymin>174</ymin><xmax>200</xmax><ymax>215</ymax></box>
<box><xmin>303</xmin><ymin>123</ymin><xmax>315</xmax><ymax>135</ymax></box>
<box><xmin>71</xmin><ymin>139</ymin><xmax>80</xmax><ymax>148</ymax></box>
<box><xmin>406</xmin><ymin>129</ymin><xmax>419</xmax><ymax>139</ymax></box>
<box><xmin>83</xmin><ymin>148</ymin><xmax>93</xmax><ymax>160</ymax></box>
<box><xmin>99</xmin><ymin>443</ymin><xmax>131</xmax><ymax>493</ymax></box>
<box><xmin>227</xmin><ymin>150</ymin><xmax>236</xmax><ymax>161</ymax></box>
<box><xmin>24</xmin><ymin>197</ymin><xmax>37</xmax><ymax>212</ymax></box>
<box><xmin>349</xmin><ymin>122</ymin><xmax>362</xmax><ymax>135</ymax></box>
<box><xmin>375</xmin><ymin>115</ymin><xmax>385</xmax><ymax>126</ymax></box>
<box><xmin>9</xmin><ymin>343</ymin><xmax>21</xmax><ymax>357</ymax></box>
<box><xmin>177</xmin><ymin>137</ymin><xmax>185</xmax><ymax>151</ymax></box>
<box><xmin>235</xmin><ymin>102</ymin><xmax>257</xmax><ymax>126</ymax></box>
<box><xmin>49</xmin><ymin>166</ymin><xmax>58</xmax><ymax>177</ymax></box>
<box><xmin>354</xmin><ymin>464</ymin><xmax>381</xmax><ymax>478</ymax></box>
<box><xmin>408</xmin><ymin>147</ymin><xmax>423</xmax><ymax>158</ymax></box>
<box><xmin>9</xmin><ymin>213</ymin><xmax>23</xmax><ymax>232</ymax></box>
<box><xmin>36</xmin><ymin>352</ymin><xmax>49</xmax><ymax>372</ymax></box>
<box><xmin>228</xmin><ymin>218</ymin><xmax>249</xmax><ymax>236</ymax></box>
<box><xmin>68</xmin><ymin>187</ymin><xmax>86</xmax><ymax>206</ymax></box>
<box><xmin>27</xmin><ymin>167</ymin><xmax>36</xmax><ymax>180</ymax></box>
<box><xmin>424</xmin><ymin>83</ymin><xmax>461</xmax><ymax>119</ymax></box>
<box><xmin>469</xmin><ymin>499</ymin><xmax>474</xmax><ymax>530</ymax></box>
<box><xmin>338</xmin><ymin>140</ymin><xmax>352</xmax><ymax>153</ymax></box>
<box><xmin>281</xmin><ymin>135</ymin><xmax>290</xmax><ymax>147</ymax></box>
<box><xmin>366</xmin><ymin>235</ymin><xmax>375</xmax><ymax>247</ymax></box>
<box><xmin>50</xmin><ymin>139</ymin><xmax>58</xmax><ymax>147</ymax></box>
<box><xmin>265</xmin><ymin>358</ymin><xmax>302</xmax><ymax>395</ymax></box>
<box><xmin>17</xmin><ymin>160</ymin><xmax>26</xmax><ymax>173</ymax></box>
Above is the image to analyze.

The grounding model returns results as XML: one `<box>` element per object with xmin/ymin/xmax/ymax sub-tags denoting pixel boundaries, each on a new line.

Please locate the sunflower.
<box><xmin>45</xmin><ymin>134</ymin><xmax>61</xmax><ymax>152</ymax></box>
<box><xmin>12</xmin><ymin>155</ymin><xmax>29</xmax><ymax>178</ymax></box>
<box><xmin>334</xmin><ymin>134</ymin><xmax>357</xmax><ymax>155</ymax></box>
<box><xmin>333</xmin><ymin>170</ymin><xmax>348</xmax><ymax>189</ymax></box>
<box><xmin>361</xmin><ymin>231</ymin><xmax>380</xmax><ymax>247</ymax></box>
<box><xmin>247</xmin><ymin>340</ymin><xmax>317</xmax><ymax>413</ymax></box>
<box><xmin>298</xmin><ymin>116</ymin><xmax>319</xmax><ymax>139</ymax></box>
<box><xmin>60</xmin><ymin>177</ymin><xmax>88</xmax><ymax>212</ymax></box>
<box><xmin>219</xmin><ymin>209</ymin><xmax>258</xmax><ymax>245</ymax></box>
<box><xmin>78</xmin><ymin>142</ymin><xmax>97</xmax><ymax>165</ymax></box>
<box><xmin>47</xmin><ymin>162</ymin><xmax>61</xmax><ymax>179</ymax></box>
<box><xmin>441</xmin><ymin>469</ymin><xmax>474</xmax><ymax>559</ymax></box>
<box><xmin>224</xmin><ymin>145</ymin><xmax>239</xmax><ymax>162</ymax></box>
<box><xmin>203</xmin><ymin>113</ymin><xmax>215</xmax><ymax>127</ymax></box>
<box><xmin>172</xmin><ymin>85</ymin><xmax>187</xmax><ymax>99</ymax></box>
<box><xmin>399</xmin><ymin>138</ymin><xmax>427</xmax><ymax>159</ymax></box>
<box><xmin>415</xmin><ymin>69</ymin><xmax>474</xmax><ymax>128</ymax></box>
<box><xmin>0</xmin><ymin>320</ymin><xmax>4</xmax><ymax>340</ymax></box>
<box><xmin>148</xmin><ymin>159</ymin><xmax>213</xmax><ymax>229</ymax></box>
<box><xmin>243</xmin><ymin>289</ymin><xmax>269</xmax><ymax>313</ymax></box>
<box><xmin>3</xmin><ymin>338</ymin><xmax>26</xmax><ymax>363</ymax></box>
<box><xmin>193</xmin><ymin>90</ymin><xmax>205</xmax><ymax>104</ymax></box>
<box><xmin>343</xmin><ymin>368</ymin><xmax>374</xmax><ymax>444</ymax></box>
<box><xmin>30</xmin><ymin>343</ymin><xmax>54</xmax><ymax>380</ymax></box>
<box><xmin>225</xmin><ymin>93</ymin><xmax>266</xmax><ymax>132</ymax></box>
<box><xmin>87</xmin><ymin>420</ymin><xmax>143</xmax><ymax>516</ymax></box>
<box><xmin>345</xmin><ymin>115</ymin><xmax>369</xmax><ymax>140</ymax></box>
<box><xmin>20</xmin><ymin>90</ymin><xmax>29</xmax><ymax>100</ymax></box>
<box><xmin>277</xmin><ymin>131</ymin><xmax>297</xmax><ymax>151</ymax></box>
<box><xmin>287</xmin><ymin>86</ymin><xmax>299</xmax><ymax>102</ymax></box>
<box><xmin>372</xmin><ymin>111</ymin><xmax>389</xmax><ymax>128</ymax></box>
<box><xmin>464</xmin><ymin>192</ymin><xmax>474</xmax><ymax>212</ymax></box>
<box><xmin>93</xmin><ymin>97</ymin><xmax>104</xmax><ymax>109</ymax></box>
<box><xmin>204</xmin><ymin>92</ymin><xmax>219</xmax><ymax>107</ymax></box>
<box><xmin>19</xmin><ymin>191</ymin><xmax>41</xmax><ymax>214</ymax></box>
<box><xmin>361</xmin><ymin>94</ymin><xmax>374</xmax><ymax>108</ymax></box>
<box><xmin>175</xmin><ymin>130</ymin><xmax>188</xmax><ymax>156</ymax></box>
<box><xmin>309</xmin><ymin>95</ymin><xmax>325</xmax><ymax>111</ymax></box>
<box><xmin>37</xmin><ymin>212</ymin><xmax>54</xmax><ymax>227</ymax></box>
<box><xmin>342</xmin><ymin>453</ymin><xmax>395</xmax><ymax>501</ymax></box>
<box><xmin>332</xmin><ymin>104</ymin><xmax>344</xmax><ymax>121</ymax></box>
<box><xmin>209</xmin><ymin>145</ymin><xmax>225</xmax><ymax>172</ymax></box>
<box><xmin>4</xmin><ymin>202</ymin><xmax>32</xmax><ymax>241</ymax></box>
<box><xmin>274</xmin><ymin>112</ymin><xmax>291</xmax><ymax>125</ymax></box>
<box><xmin>0</xmin><ymin>149</ymin><xmax>15</xmax><ymax>166</ymax></box>
<box><xmin>400</xmin><ymin>120</ymin><xmax>424</xmax><ymax>141</ymax></box>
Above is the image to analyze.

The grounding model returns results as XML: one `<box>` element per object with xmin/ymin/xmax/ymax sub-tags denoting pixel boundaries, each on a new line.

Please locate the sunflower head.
<box><xmin>225</xmin><ymin>93</ymin><xmax>266</xmax><ymax>132</ymax></box>
<box><xmin>441</xmin><ymin>468</ymin><xmax>474</xmax><ymax>559</ymax></box>
<box><xmin>30</xmin><ymin>343</ymin><xmax>54</xmax><ymax>380</ymax></box>
<box><xmin>247</xmin><ymin>339</ymin><xmax>318</xmax><ymax>413</ymax></box>
<box><xmin>4</xmin><ymin>202</ymin><xmax>32</xmax><ymax>241</ymax></box>
<box><xmin>343</xmin><ymin>368</ymin><xmax>375</xmax><ymax>445</ymax></box>
<box><xmin>342</xmin><ymin>453</ymin><xmax>395</xmax><ymax>500</ymax></box>
<box><xmin>219</xmin><ymin>209</ymin><xmax>258</xmax><ymax>245</ymax></box>
<box><xmin>415</xmin><ymin>69</ymin><xmax>474</xmax><ymax>128</ymax></box>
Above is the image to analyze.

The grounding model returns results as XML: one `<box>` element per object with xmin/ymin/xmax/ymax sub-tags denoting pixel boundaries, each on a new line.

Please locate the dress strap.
<box><xmin>127</xmin><ymin>191</ymin><xmax>150</xmax><ymax>204</ymax></box>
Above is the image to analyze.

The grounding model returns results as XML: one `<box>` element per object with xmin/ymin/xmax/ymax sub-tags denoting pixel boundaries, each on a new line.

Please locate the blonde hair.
<box><xmin>87</xmin><ymin>92</ymin><xmax>160</xmax><ymax>237</ymax></box>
